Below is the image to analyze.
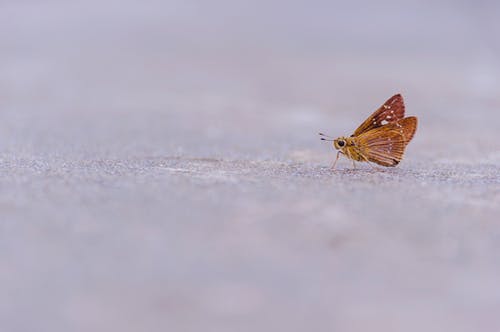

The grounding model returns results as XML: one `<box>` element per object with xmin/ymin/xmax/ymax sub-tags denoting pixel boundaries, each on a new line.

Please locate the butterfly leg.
<box><xmin>352</xmin><ymin>146</ymin><xmax>376</xmax><ymax>170</ymax></box>
<box><xmin>352</xmin><ymin>160</ymin><xmax>356</xmax><ymax>169</ymax></box>
<box><xmin>359</xmin><ymin>154</ymin><xmax>376</xmax><ymax>170</ymax></box>
<box><xmin>331</xmin><ymin>151</ymin><xmax>343</xmax><ymax>170</ymax></box>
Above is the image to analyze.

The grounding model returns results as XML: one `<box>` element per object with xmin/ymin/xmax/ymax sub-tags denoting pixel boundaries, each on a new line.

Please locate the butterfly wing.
<box><xmin>352</xmin><ymin>94</ymin><xmax>405</xmax><ymax>137</ymax></box>
<box><xmin>397</xmin><ymin>116</ymin><xmax>418</xmax><ymax>145</ymax></box>
<box><xmin>355</xmin><ymin>117</ymin><xmax>417</xmax><ymax>167</ymax></box>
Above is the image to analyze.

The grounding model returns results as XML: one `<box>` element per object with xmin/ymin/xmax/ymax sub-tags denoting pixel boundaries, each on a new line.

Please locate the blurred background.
<box><xmin>1</xmin><ymin>1</ymin><xmax>499</xmax><ymax>331</ymax></box>
<box><xmin>2</xmin><ymin>0</ymin><xmax>499</xmax><ymax>159</ymax></box>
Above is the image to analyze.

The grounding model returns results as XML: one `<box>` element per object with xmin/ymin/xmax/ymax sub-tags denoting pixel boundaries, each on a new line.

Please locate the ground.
<box><xmin>1</xmin><ymin>1</ymin><xmax>500</xmax><ymax>331</ymax></box>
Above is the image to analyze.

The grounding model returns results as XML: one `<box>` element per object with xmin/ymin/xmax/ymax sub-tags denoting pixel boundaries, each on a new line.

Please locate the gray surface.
<box><xmin>1</xmin><ymin>1</ymin><xmax>500</xmax><ymax>331</ymax></box>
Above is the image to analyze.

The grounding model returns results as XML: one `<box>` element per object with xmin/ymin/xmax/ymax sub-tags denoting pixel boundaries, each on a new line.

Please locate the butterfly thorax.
<box><xmin>333</xmin><ymin>136</ymin><xmax>365</xmax><ymax>162</ymax></box>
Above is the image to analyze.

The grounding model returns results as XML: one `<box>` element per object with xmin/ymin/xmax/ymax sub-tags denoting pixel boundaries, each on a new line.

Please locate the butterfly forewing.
<box><xmin>355</xmin><ymin>117</ymin><xmax>417</xmax><ymax>167</ymax></box>
<box><xmin>353</xmin><ymin>94</ymin><xmax>405</xmax><ymax>136</ymax></box>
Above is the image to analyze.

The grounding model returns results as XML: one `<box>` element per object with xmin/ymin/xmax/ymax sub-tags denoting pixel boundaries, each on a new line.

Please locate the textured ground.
<box><xmin>1</xmin><ymin>1</ymin><xmax>500</xmax><ymax>332</ymax></box>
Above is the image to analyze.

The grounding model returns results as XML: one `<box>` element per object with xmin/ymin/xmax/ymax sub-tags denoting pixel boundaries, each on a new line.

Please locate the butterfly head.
<box><xmin>319</xmin><ymin>133</ymin><xmax>348</xmax><ymax>150</ymax></box>
<box><xmin>333</xmin><ymin>137</ymin><xmax>347</xmax><ymax>150</ymax></box>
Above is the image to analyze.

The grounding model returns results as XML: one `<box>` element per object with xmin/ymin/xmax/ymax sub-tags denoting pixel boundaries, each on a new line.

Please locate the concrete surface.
<box><xmin>1</xmin><ymin>1</ymin><xmax>499</xmax><ymax>331</ymax></box>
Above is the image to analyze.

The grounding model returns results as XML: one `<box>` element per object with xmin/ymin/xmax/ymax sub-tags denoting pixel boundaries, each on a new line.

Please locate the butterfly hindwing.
<box><xmin>352</xmin><ymin>94</ymin><xmax>405</xmax><ymax>136</ymax></box>
<box><xmin>355</xmin><ymin>117</ymin><xmax>417</xmax><ymax>167</ymax></box>
<box><xmin>398</xmin><ymin>116</ymin><xmax>418</xmax><ymax>145</ymax></box>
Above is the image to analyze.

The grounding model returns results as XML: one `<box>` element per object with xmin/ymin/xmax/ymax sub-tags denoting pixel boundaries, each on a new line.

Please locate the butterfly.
<box><xmin>320</xmin><ymin>94</ymin><xmax>417</xmax><ymax>169</ymax></box>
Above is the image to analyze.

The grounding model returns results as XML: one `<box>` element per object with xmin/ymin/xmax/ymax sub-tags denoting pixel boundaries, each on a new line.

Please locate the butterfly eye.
<box><xmin>338</xmin><ymin>140</ymin><xmax>345</xmax><ymax>147</ymax></box>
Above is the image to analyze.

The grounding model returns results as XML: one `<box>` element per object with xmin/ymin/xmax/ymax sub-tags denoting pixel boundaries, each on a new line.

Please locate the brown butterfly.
<box><xmin>320</xmin><ymin>94</ymin><xmax>417</xmax><ymax>169</ymax></box>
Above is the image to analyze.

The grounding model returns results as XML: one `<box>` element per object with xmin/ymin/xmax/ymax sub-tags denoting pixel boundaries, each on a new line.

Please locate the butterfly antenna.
<box><xmin>319</xmin><ymin>133</ymin><xmax>335</xmax><ymax>141</ymax></box>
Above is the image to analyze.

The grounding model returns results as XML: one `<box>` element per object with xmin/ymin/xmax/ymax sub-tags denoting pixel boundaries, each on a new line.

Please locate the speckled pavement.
<box><xmin>1</xmin><ymin>1</ymin><xmax>500</xmax><ymax>331</ymax></box>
